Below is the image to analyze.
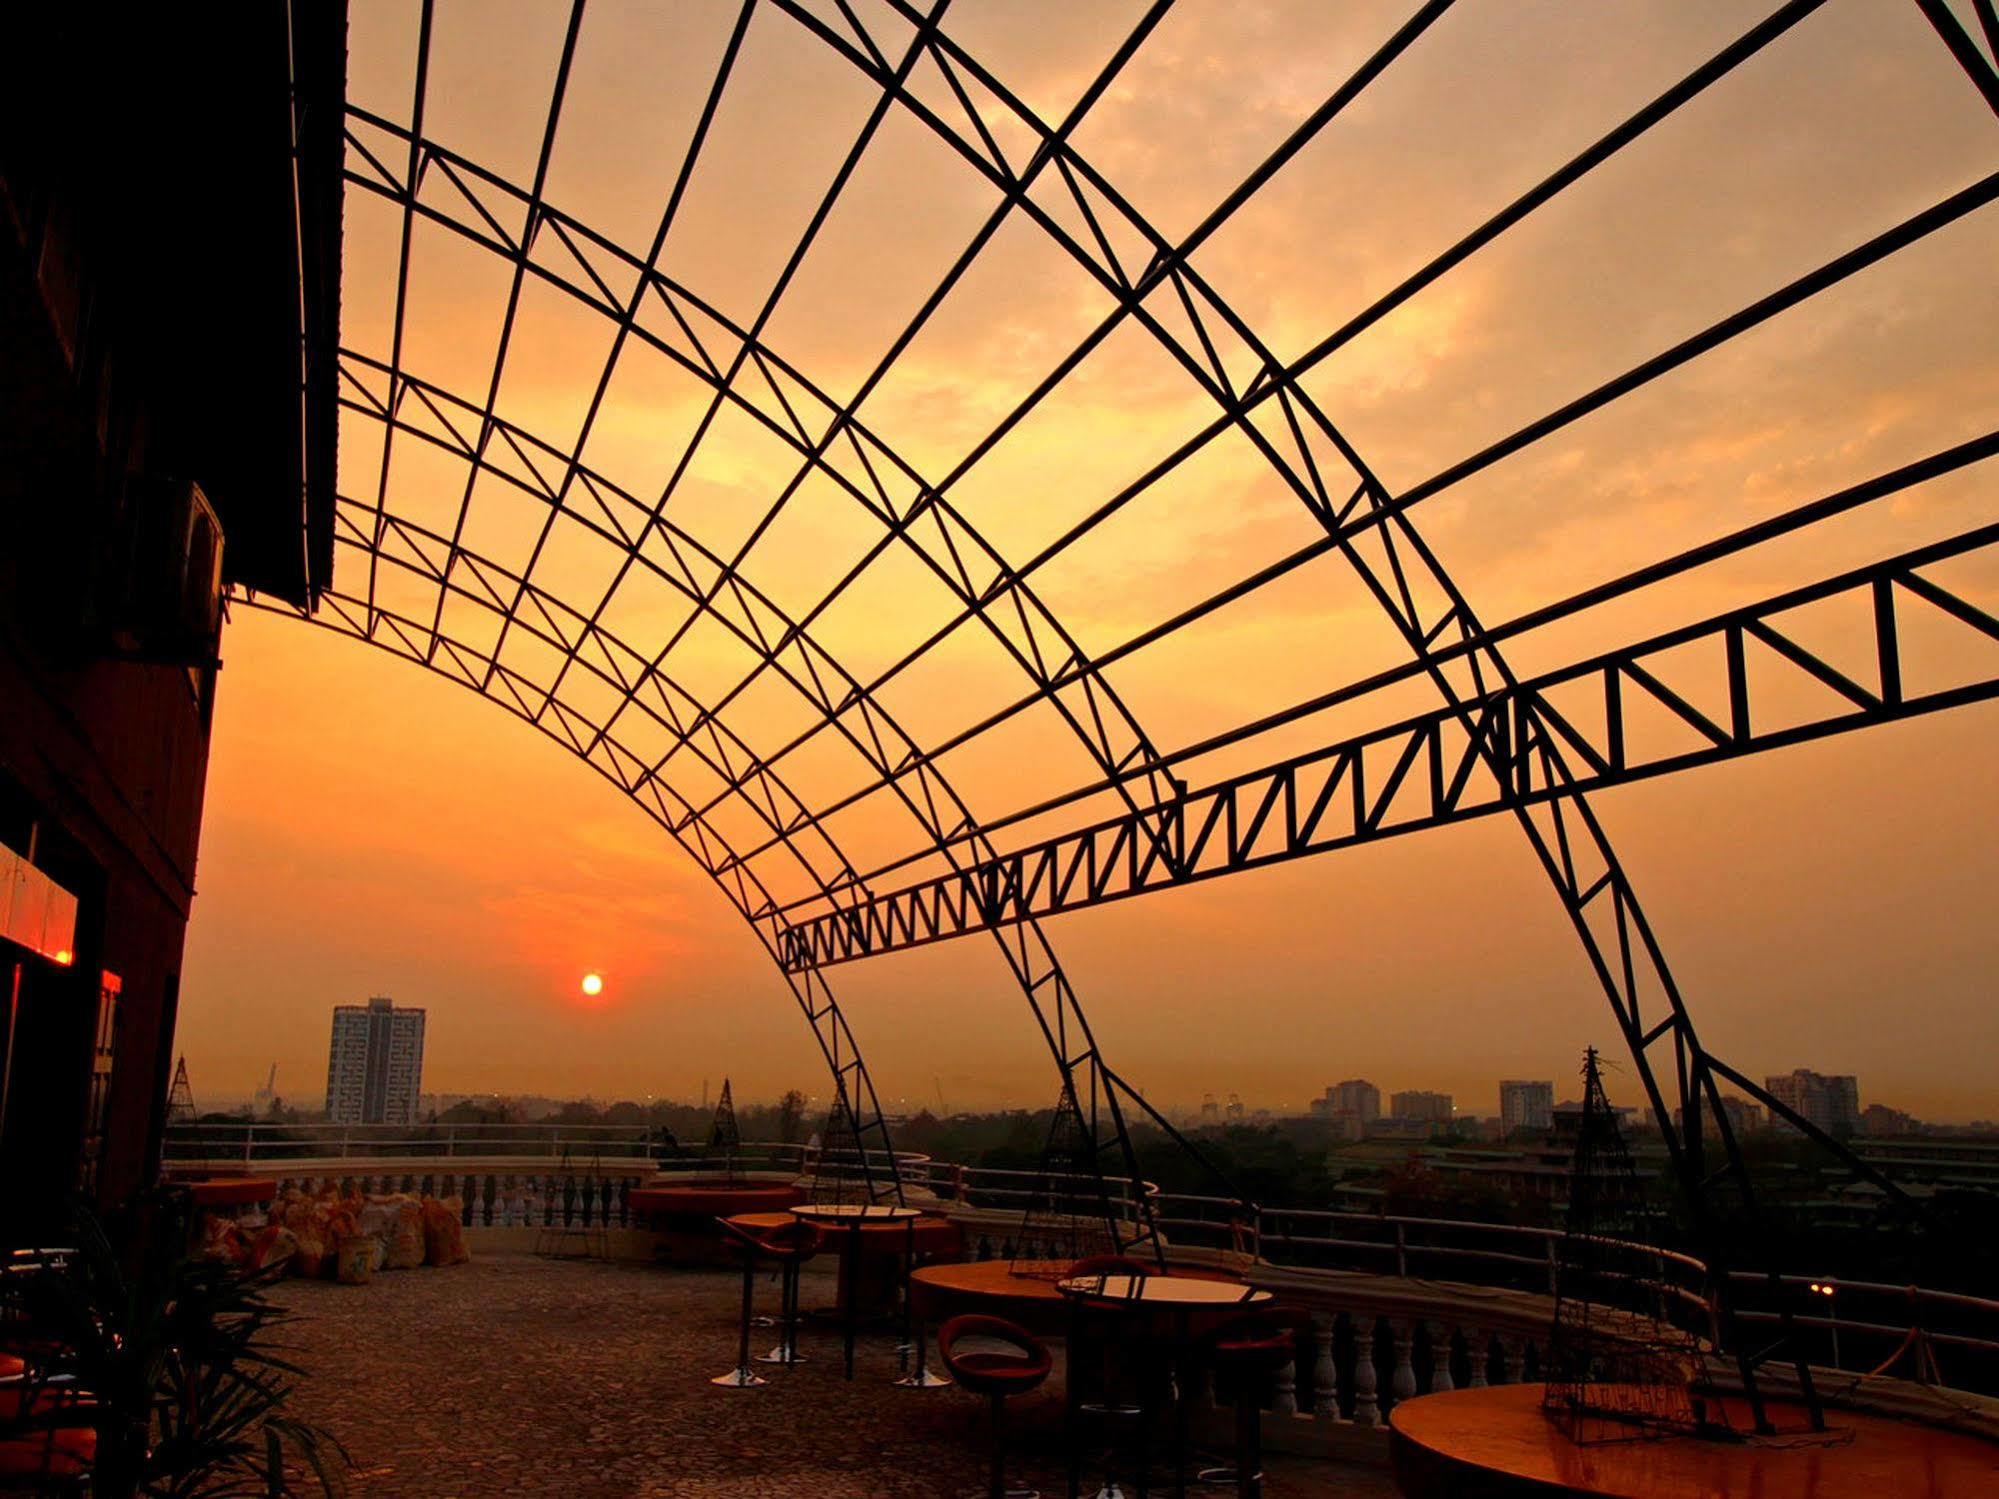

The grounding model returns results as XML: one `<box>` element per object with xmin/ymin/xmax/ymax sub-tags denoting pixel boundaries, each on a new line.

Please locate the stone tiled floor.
<box><xmin>270</xmin><ymin>1253</ymin><xmax>1400</xmax><ymax>1498</ymax></box>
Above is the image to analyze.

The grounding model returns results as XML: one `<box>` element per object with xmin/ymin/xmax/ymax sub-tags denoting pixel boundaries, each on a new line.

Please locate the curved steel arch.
<box><xmin>758</xmin><ymin>0</ymin><xmax>1996</xmax><ymax>1260</ymax></box>
<box><xmin>300</xmin><ymin>0</ymin><xmax>1996</xmax><ymax>1377</ymax></box>
<box><xmin>314</xmin><ymin>340</ymin><xmax>1188</xmax><ymax>1235</ymax></box>
<box><xmin>249</xmin><ymin>502</ymin><xmax>918</xmax><ymax>1194</ymax></box>
<box><xmin>333</xmin><ymin>8</ymin><xmax>1225</xmax><ymax>1222</ymax></box>
<box><xmin>337</xmin><ymin>107</ymin><xmax>1190</xmax><ymax>879</ymax></box>
<box><xmin>751</xmin><ymin>0</ymin><xmax>1997</xmax><ymax>1416</ymax></box>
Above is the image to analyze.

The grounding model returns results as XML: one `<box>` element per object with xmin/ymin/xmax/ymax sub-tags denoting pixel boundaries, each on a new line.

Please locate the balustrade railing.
<box><xmin>163</xmin><ymin>1125</ymin><xmax>1999</xmax><ymax>1404</ymax></box>
<box><xmin>163</xmin><ymin>1120</ymin><xmax>661</xmax><ymax>1163</ymax></box>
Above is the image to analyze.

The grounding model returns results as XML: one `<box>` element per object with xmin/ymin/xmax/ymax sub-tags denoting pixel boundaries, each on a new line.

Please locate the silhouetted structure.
<box><xmin>0</xmin><ymin>0</ymin><xmax>342</xmax><ymax>1231</ymax></box>
<box><xmin>806</xmin><ymin>1089</ymin><xmax>881</xmax><ymax>1208</ymax></box>
<box><xmin>163</xmin><ymin>1057</ymin><xmax>196</xmax><ymax>1126</ymax></box>
<box><xmin>707</xmin><ymin>1077</ymin><xmax>741</xmax><ymax>1182</ymax></box>
<box><xmin>1010</xmin><ymin>1082</ymin><xmax>1126</xmax><ymax>1279</ymax></box>
<box><xmin>1544</xmin><ymin>1049</ymin><xmax>1712</xmax><ymax>1442</ymax></box>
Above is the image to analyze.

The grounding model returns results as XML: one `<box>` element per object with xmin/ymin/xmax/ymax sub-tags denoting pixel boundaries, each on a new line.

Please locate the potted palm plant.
<box><xmin>9</xmin><ymin>1188</ymin><xmax>348</xmax><ymax>1496</ymax></box>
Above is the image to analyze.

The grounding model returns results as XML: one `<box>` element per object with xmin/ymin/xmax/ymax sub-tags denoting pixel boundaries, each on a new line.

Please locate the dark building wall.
<box><xmin>0</xmin><ymin>173</ymin><xmax>218</xmax><ymax>1224</ymax></box>
<box><xmin>0</xmin><ymin>1</ymin><xmax>341</xmax><ymax>1230</ymax></box>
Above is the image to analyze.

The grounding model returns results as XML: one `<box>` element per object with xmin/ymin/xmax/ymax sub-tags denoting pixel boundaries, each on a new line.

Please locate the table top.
<box><xmin>1390</xmin><ymin>1383</ymin><xmax>1999</xmax><ymax>1499</ymax></box>
<box><xmin>1056</xmin><ymin>1273</ymin><xmax>1270</xmax><ymax>1308</ymax></box>
<box><xmin>789</xmin><ymin>1203</ymin><xmax>922</xmax><ymax>1223</ymax></box>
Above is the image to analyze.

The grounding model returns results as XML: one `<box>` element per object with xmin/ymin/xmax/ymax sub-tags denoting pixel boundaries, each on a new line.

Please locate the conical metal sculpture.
<box><xmin>165</xmin><ymin>1056</ymin><xmax>198</xmax><ymax>1124</ymax></box>
<box><xmin>707</xmin><ymin>1077</ymin><xmax>741</xmax><ymax>1183</ymax></box>
<box><xmin>805</xmin><ymin>1087</ymin><xmax>882</xmax><ymax>1206</ymax></box>
<box><xmin>1543</xmin><ymin>1048</ymin><xmax>1713</xmax><ymax>1442</ymax></box>
<box><xmin>1009</xmin><ymin>1079</ymin><xmax>1126</xmax><ymax>1279</ymax></box>
<box><xmin>535</xmin><ymin>1142</ymin><xmax>610</xmax><ymax>1260</ymax></box>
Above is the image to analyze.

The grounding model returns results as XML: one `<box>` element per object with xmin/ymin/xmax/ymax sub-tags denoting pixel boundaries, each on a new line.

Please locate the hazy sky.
<box><xmin>180</xmin><ymin>1</ymin><xmax>1999</xmax><ymax>1121</ymax></box>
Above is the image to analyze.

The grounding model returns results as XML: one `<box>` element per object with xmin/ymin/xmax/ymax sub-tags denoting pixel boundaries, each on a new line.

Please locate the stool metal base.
<box><xmin>709</xmin><ymin>1366</ymin><xmax>769</xmax><ymax>1388</ymax></box>
<box><xmin>894</xmin><ymin>1366</ymin><xmax>952</xmax><ymax>1388</ymax></box>
<box><xmin>756</xmin><ymin>1341</ymin><xmax>807</xmax><ymax>1366</ymax></box>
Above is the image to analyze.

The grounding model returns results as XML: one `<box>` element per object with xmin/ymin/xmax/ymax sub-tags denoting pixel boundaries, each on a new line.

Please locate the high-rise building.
<box><xmin>1717</xmin><ymin>1095</ymin><xmax>1766</xmax><ymax>1136</ymax></box>
<box><xmin>1390</xmin><ymin>1089</ymin><xmax>1454</xmax><ymax>1125</ymax></box>
<box><xmin>326</xmin><ymin>997</ymin><xmax>426</xmax><ymax>1125</ymax></box>
<box><xmin>1763</xmin><ymin>1070</ymin><xmax>1860</xmax><ymax>1137</ymax></box>
<box><xmin>1327</xmin><ymin>1079</ymin><xmax>1381</xmax><ymax>1121</ymax></box>
<box><xmin>1498</xmin><ymin>1079</ymin><xmax>1554</xmax><ymax>1133</ymax></box>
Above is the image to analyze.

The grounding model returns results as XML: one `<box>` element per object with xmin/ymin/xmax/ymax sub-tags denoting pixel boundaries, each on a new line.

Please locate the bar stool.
<box><xmin>711</xmin><ymin>1219</ymin><xmax>777</xmax><ymax>1388</ymax></box>
<box><xmin>1194</xmin><ymin>1310</ymin><xmax>1296</xmax><ymax>1498</ymax></box>
<box><xmin>752</xmin><ymin>1218</ymin><xmax>819</xmax><ymax>1368</ymax></box>
<box><xmin>0</xmin><ymin>1427</ymin><xmax>94</xmax><ymax>1493</ymax></box>
<box><xmin>1060</xmin><ymin>1253</ymin><xmax>1152</xmax><ymax>1496</ymax></box>
<box><xmin>939</xmin><ymin>1314</ymin><xmax>1054</xmax><ymax>1499</ymax></box>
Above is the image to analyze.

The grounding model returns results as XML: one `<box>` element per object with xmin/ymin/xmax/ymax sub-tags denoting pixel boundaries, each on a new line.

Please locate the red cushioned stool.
<box><xmin>939</xmin><ymin>1314</ymin><xmax>1053</xmax><ymax>1499</ymax></box>
<box><xmin>1195</xmin><ymin>1310</ymin><xmax>1297</xmax><ymax>1498</ymax></box>
<box><xmin>750</xmin><ymin>1218</ymin><xmax>818</xmax><ymax>1369</ymax></box>
<box><xmin>0</xmin><ymin>1425</ymin><xmax>94</xmax><ymax>1491</ymax></box>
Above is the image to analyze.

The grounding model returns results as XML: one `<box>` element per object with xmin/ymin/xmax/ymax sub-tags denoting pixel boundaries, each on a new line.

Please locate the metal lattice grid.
<box><xmin>247</xmin><ymin>0</ymin><xmax>1999</xmax><ymax>1366</ymax></box>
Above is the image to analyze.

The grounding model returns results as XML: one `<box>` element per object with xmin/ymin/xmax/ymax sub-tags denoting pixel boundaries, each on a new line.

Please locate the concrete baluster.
<box><xmin>1312</xmin><ymin>1315</ymin><xmax>1339</xmax><ymax>1422</ymax></box>
<box><xmin>1499</xmin><ymin>1335</ymin><xmax>1525</xmax><ymax>1386</ymax></box>
<box><xmin>1430</xmin><ymin>1325</ymin><xmax>1456</xmax><ymax>1393</ymax></box>
<box><xmin>1272</xmin><ymin>1339</ymin><xmax>1298</xmax><ymax>1416</ymax></box>
<box><xmin>1352</xmin><ymin>1316</ymin><xmax>1381</xmax><ymax>1428</ymax></box>
<box><xmin>1390</xmin><ymin>1321</ymin><xmax>1417</xmax><ymax>1411</ymax></box>
<box><xmin>1467</xmin><ymin>1328</ymin><xmax>1489</xmax><ymax>1388</ymax></box>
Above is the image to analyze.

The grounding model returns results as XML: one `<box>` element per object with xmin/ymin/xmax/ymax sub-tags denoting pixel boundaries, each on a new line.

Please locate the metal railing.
<box><xmin>1727</xmin><ymin>1272</ymin><xmax>1999</xmax><ymax>1387</ymax></box>
<box><xmin>163</xmin><ymin>1120</ymin><xmax>663</xmax><ymax>1163</ymax></box>
<box><xmin>161</xmin><ymin>1123</ymin><xmax>1999</xmax><ymax>1396</ymax></box>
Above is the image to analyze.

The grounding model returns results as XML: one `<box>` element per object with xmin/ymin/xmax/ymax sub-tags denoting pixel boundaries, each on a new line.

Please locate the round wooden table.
<box><xmin>909</xmin><ymin>1260</ymin><xmax>1070</xmax><ymax>1334</ymax></box>
<box><xmin>1390</xmin><ymin>1383</ymin><xmax>1999</xmax><ymax>1499</ymax></box>
<box><xmin>629</xmin><ymin>1180</ymin><xmax>805</xmax><ymax>1263</ymax></box>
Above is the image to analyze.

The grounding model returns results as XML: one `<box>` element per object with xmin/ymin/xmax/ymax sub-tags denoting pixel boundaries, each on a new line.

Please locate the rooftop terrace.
<box><xmin>272</xmin><ymin>1252</ymin><xmax>1399</xmax><ymax>1498</ymax></box>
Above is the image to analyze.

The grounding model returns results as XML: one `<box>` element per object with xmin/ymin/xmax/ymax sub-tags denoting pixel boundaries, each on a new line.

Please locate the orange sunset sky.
<box><xmin>179</xmin><ymin>0</ymin><xmax>1999</xmax><ymax>1120</ymax></box>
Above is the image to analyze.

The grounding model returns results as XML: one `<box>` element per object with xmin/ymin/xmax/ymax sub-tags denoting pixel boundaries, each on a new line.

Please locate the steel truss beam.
<box><xmin>335</xmin><ymin>104</ymin><xmax>1183</xmax><ymax>863</ymax></box>
<box><xmin>324</xmin><ymin>339</ymin><xmax>1175</xmax><ymax>1242</ymax></box>
<box><xmin>299</xmin><ymin>0</ymin><xmax>1994</xmax><ymax>1404</ymax></box>
<box><xmin>331</xmin><ymin>1</ymin><xmax>1239</xmax><ymax>1241</ymax></box>
<box><xmin>689</xmin><ymin>0</ymin><xmax>1836</xmax><ymax>884</ymax></box>
<box><xmin>758</xmin><ymin>0</ymin><xmax>1993</xmax><ymax>1427</ymax></box>
<box><xmin>777</xmin><ymin>519</ymin><xmax>1999</xmax><ymax>960</ymax></box>
<box><xmin>255</xmin><ymin>486</ymin><xmax>921</xmax><ymax>1191</ymax></box>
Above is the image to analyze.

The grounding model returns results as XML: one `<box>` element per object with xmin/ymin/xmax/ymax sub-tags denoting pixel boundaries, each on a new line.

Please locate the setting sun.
<box><xmin>580</xmin><ymin>973</ymin><xmax>604</xmax><ymax>998</ymax></box>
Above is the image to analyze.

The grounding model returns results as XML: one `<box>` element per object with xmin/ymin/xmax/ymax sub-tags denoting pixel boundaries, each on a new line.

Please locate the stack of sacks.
<box><xmin>421</xmin><ymin>1196</ymin><xmax>470</xmax><ymax>1265</ymax></box>
<box><xmin>200</xmin><ymin>1186</ymin><xmax>472</xmax><ymax>1277</ymax></box>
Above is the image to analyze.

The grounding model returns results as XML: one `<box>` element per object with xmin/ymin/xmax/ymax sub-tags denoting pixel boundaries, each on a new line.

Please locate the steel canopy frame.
<box><xmin>315</xmin><ymin>0</ymin><xmax>1195</xmax><ymax>1224</ymax></box>
<box><xmin>278</xmin><ymin>0</ymin><xmax>1999</xmax><ymax>1391</ymax></box>
<box><xmin>746</xmin><ymin>0</ymin><xmax>1997</xmax><ymax>1428</ymax></box>
<box><xmin>324</xmin><ymin>0</ymin><xmax>1288</xmax><ymax>1250</ymax></box>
